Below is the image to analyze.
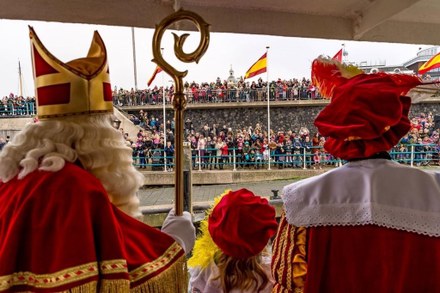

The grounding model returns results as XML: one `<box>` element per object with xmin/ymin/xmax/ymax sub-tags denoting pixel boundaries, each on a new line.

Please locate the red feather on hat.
<box><xmin>311</xmin><ymin>56</ymin><xmax>363</xmax><ymax>99</ymax></box>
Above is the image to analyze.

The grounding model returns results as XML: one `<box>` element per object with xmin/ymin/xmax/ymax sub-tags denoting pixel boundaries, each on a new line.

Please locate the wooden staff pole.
<box><xmin>152</xmin><ymin>9</ymin><xmax>210</xmax><ymax>215</ymax></box>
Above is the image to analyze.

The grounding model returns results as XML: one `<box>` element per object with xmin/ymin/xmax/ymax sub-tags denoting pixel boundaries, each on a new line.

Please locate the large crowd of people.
<box><xmin>113</xmin><ymin>77</ymin><xmax>321</xmax><ymax>106</ymax></box>
<box><xmin>125</xmin><ymin>109</ymin><xmax>440</xmax><ymax>170</ymax></box>
<box><xmin>0</xmin><ymin>93</ymin><xmax>36</xmax><ymax>116</ymax></box>
<box><xmin>2</xmin><ymin>108</ymin><xmax>438</xmax><ymax>169</ymax></box>
<box><xmin>1</xmin><ymin>77</ymin><xmax>317</xmax><ymax>116</ymax></box>
<box><xmin>2</xmin><ymin>78</ymin><xmax>440</xmax><ymax>170</ymax></box>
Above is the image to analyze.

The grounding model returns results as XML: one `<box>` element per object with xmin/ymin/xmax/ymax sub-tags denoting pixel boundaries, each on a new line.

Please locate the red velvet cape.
<box><xmin>305</xmin><ymin>225</ymin><xmax>440</xmax><ymax>293</ymax></box>
<box><xmin>0</xmin><ymin>163</ymin><xmax>185</xmax><ymax>292</ymax></box>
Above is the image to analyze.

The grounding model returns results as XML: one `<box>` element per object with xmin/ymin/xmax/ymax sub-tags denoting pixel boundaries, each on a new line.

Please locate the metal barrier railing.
<box><xmin>132</xmin><ymin>144</ymin><xmax>439</xmax><ymax>170</ymax></box>
<box><xmin>0</xmin><ymin>141</ymin><xmax>435</xmax><ymax>168</ymax></box>
<box><xmin>0</xmin><ymin>101</ymin><xmax>36</xmax><ymax>117</ymax></box>
<box><xmin>113</xmin><ymin>87</ymin><xmax>323</xmax><ymax>107</ymax></box>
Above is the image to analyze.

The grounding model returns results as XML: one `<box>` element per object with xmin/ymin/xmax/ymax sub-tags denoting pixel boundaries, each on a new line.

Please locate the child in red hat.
<box><xmin>188</xmin><ymin>188</ymin><xmax>278</xmax><ymax>293</ymax></box>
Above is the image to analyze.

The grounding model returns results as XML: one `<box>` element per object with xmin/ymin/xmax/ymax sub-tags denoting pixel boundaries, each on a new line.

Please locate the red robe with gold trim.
<box><xmin>272</xmin><ymin>159</ymin><xmax>440</xmax><ymax>292</ymax></box>
<box><xmin>272</xmin><ymin>214</ymin><xmax>440</xmax><ymax>293</ymax></box>
<box><xmin>0</xmin><ymin>162</ymin><xmax>186</xmax><ymax>292</ymax></box>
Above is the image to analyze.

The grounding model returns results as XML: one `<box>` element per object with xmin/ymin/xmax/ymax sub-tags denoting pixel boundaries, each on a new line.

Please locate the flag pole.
<box><xmin>266</xmin><ymin>46</ymin><xmax>271</xmax><ymax>170</ymax></box>
<box><xmin>18</xmin><ymin>60</ymin><xmax>23</xmax><ymax>97</ymax></box>
<box><xmin>161</xmin><ymin>48</ymin><xmax>167</xmax><ymax>172</ymax></box>
<box><xmin>341</xmin><ymin>43</ymin><xmax>346</xmax><ymax>63</ymax></box>
<box><xmin>131</xmin><ymin>27</ymin><xmax>138</xmax><ymax>90</ymax></box>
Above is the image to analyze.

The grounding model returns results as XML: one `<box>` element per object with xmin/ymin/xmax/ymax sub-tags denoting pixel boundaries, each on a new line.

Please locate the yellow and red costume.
<box><xmin>272</xmin><ymin>57</ymin><xmax>440</xmax><ymax>292</ymax></box>
<box><xmin>272</xmin><ymin>160</ymin><xmax>440</xmax><ymax>293</ymax></box>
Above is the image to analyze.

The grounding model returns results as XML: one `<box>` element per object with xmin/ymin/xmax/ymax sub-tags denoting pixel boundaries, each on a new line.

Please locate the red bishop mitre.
<box><xmin>29</xmin><ymin>26</ymin><xmax>113</xmax><ymax>119</ymax></box>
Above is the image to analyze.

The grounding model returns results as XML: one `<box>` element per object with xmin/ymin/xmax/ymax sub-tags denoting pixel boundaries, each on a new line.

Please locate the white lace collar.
<box><xmin>283</xmin><ymin>159</ymin><xmax>440</xmax><ymax>237</ymax></box>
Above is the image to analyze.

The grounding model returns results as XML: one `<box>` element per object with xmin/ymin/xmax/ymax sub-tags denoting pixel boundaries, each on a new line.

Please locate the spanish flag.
<box><xmin>147</xmin><ymin>65</ymin><xmax>163</xmax><ymax>87</ymax></box>
<box><xmin>418</xmin><ymin>52</ymin><xmax>440</xmax><ymax>75</ymax></box>
<box><xmin>244</xmin><ymin>53</ymin><xmax>267</xmax><ymax>79</ymax></box>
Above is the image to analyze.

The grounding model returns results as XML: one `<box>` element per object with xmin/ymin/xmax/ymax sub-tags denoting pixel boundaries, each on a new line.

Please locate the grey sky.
<box><xmin>0</xmin><ymin>19</ymin><xmax>428</xmax><ymax>97</ymax></box>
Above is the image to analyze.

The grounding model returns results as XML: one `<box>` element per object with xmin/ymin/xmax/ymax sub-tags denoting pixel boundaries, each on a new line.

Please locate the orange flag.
<box><xmin>244</xmin><ymin>53</ymin><xmax>267</xmax><ymax>79</ymax></box>
<box><xmin>147</xmin><ymin>66</ymin><xmax>163</xmax><ymax>87</ymax></box>
<box><xmin>418</xmin><ymin>52</ymin><xmax>440</xmax><ymax>74</ymax></box>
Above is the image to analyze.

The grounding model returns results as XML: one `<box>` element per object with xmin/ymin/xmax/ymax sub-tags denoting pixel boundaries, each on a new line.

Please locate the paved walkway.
<box><xmin>138</xmin><ymin>179</ymin><xmax>297</xmax><ymax>209</ymax></box>
<box><xmin>138</xmin><ymin>165</ymin><xmax>440</xmax><ymax>210</ymax></box>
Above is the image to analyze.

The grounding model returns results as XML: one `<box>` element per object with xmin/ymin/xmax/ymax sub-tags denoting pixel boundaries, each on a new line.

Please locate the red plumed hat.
<box><xmin>208</xmin><ymin>188</ymin><xmax>278</xmax><ymax>259</ymax></box>
<box><xmin>312</xmin><ymin>57</ymin><xmax>423</xmax><ymax>160</ymax></box>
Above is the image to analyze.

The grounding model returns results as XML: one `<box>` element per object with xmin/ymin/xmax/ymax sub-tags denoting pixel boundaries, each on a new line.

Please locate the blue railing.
<box><xmin>0</xmin><ymin>101</ymin><xmax>36</xmax><ymax>117</ymax></box>
<box><xmin>114</xmin><ymin>87</ymin><xmax>322</xmax><ymax>107</ymax></box>
<box><xmin>131</xmin><ymin>144</ymin><xmax>440</xmax><ymax>171</ymax></box>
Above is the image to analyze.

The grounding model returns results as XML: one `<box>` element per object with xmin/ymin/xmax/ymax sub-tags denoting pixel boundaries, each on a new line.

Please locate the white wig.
<box><xmin>0</xmin><ymin>114</ymin><xmax>144</xmax><ymax>217</ymax></box>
